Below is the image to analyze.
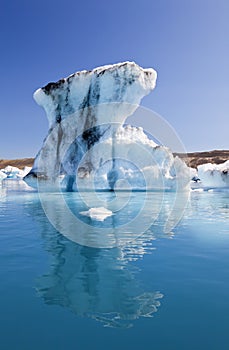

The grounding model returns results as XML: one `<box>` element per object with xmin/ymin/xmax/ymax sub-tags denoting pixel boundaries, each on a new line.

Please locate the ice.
<box><xmin>191</xmin><ymin>188</ymin><xmax>204</xmax><ymax>192</ymax></box>
<box><xmin>24</xmin><ymin>61</ymin><xmax>190</xmax><ymax>191</ymax></box>
<box><xmin>80</xmin><ymin>207</ymin><xmax>113</xmax><ymax>221</ymax></box>
<box><xmin>197</xmin><ymin>160</ymin><xmax>229</xmax><ymax>188</ymax></box>
<box><xmin>0</xmin><ymin>166</ymin><xmax>32</xmax><ymax>179</ymax></box>
<box><xmin>33</xmin><ymin>61</ymin><xmax>156</xmax><ymax>127</ymax></box>
<box><xmin>0</xmin><ymin>170</ymin><xmax>7</xmax><ymax>182</ymax></box>
<box><xmin>1</xmin><ymin>166</ymin><xmax>21</xmax><ymax>179</ymax></box>
<box><xmin>19</xmin><ymin>166</ymin><xmax>32</xmax><ymax>178</ymax></box>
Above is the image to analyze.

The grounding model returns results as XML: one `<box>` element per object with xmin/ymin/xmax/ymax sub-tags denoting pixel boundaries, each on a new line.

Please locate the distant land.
<box><xmin>0</xmin><ymin>158</ymin><xmax>34</xmax><ymax>170</ymax></box>
<box><xmin>0</xmin><ymin>150</ymin><xmax>228</xmax><ymax>170</ymax></box>
<box><xmin>174</xmin><ymin>150</ymin><xmax>229</xmax><ymax>168</ymax></box>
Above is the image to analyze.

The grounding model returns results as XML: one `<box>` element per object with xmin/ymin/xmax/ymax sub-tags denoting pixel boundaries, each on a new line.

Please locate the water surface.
<box><xmin>0</xmin><ymin>181</ymin><xmax>229</xmax><ymax>349</ymax></box>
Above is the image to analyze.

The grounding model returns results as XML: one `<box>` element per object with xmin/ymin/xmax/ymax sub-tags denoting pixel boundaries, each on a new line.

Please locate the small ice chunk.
<box><xmin>80</xmin><ymin>207</ymin><xmax>113</xmax><ymax>221</ymax></box>
<box><xmin>191</xmin><ymin>188</ymin><xmax>204</xmax><ymax>192</ymax></box>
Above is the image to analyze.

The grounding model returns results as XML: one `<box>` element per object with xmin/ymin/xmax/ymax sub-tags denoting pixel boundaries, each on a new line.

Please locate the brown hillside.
<box><xmin>0</xmin><ymin>158</ymin><xmax>34</xmax><ymax>170</ymax></box>
<box><xmin>174</xmin><ymin>150</ymin><xmax>229</xmax><ymax>168</ymax></box>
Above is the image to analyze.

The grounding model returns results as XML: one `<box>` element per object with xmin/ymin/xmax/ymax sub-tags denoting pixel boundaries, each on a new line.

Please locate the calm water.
<box><xmin>0</xmin><ymin>181</ymin><xmax>229</xmax><ymax>350</ymax></box>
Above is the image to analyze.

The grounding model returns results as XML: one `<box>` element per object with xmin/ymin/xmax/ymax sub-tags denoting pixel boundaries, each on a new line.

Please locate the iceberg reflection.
<box><xmin>36</xmin><ymin>238</ymin><xmax>163</xmax><ymax>328</ymax></box>
<box><xmin>34</xmin><ymin>192</ymin><xmax>168</xmax><ymax>328</ymax></box>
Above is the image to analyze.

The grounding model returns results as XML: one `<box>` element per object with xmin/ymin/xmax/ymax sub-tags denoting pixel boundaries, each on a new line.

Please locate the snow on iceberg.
<box><xmin>24</xmin><ymin>61</ymin><xmax>190</xmax><ymax>191</ymax></box>
<box><xmin>197</xmin><ymin>160</ymin><xmax>229</xmax><ymax>188</ymax></box>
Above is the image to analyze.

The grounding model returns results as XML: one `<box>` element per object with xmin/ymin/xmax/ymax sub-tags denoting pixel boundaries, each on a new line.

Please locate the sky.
<box><xmin>0</xmin><ymin>0</ymin><xmax>228</xmax><ymax>158</ymax></box>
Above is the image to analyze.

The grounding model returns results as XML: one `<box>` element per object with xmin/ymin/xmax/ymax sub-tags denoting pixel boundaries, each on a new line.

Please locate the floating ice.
<box><xmin>1</xmin><ymin>165</ymin><xmax>21</xmax><ymax>179</ymax></box>
<box><xmin>80</xmin><ymin>207</ymin><xmax>113</xmax><ymax>221</ymax></box>
<box><xmin>197</xmin><ymin>160</ymin><xmax>229</xmax><ymax>188</ymax></box>
<box><xmin>20</xmin><ymin>166</ymin><xmax>32</xmax><ymax>178</ymax></box>
<box><xmin>0</xmin><ymin>166</ymin><xmax>32</xmax><ymax>179</ymax></box>
<box><xmin>191</xmin><ymin>188</ymin><xmax>204</xmax><ymax>192</ymax></box>
<box><xmin>24</xmin><ymin>61</ymin><xmax>190</xmax><ymax>191</ymax></box>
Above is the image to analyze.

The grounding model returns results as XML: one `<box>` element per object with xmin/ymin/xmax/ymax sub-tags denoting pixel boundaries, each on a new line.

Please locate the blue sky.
<box><xmin>0</xmin><ymin>0</ymin><xmax>228</xmax><ymax>158</ymax></box>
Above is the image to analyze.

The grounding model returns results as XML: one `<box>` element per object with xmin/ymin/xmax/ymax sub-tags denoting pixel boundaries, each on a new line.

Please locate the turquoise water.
<box><xmin>0</xmin><ymin>181</ymin><xmax>229</xmax><ymax>349</ymax></box>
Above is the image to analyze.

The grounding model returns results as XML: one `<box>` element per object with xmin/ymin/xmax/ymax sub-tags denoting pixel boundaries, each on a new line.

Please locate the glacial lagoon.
<box><xmin>0</xmin><ymin>180</ymin><xmax>229</xmax><ymax>349</ymax></box>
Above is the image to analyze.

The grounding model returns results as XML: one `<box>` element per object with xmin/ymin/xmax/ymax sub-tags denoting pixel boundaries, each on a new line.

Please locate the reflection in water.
<box><xmin>28</xmin><ymin>192</ymin><xmax>167</xmax><ymax>328</ymax></box>
<box><xmin>3</xmin><ymin>179</ymin><xmax>229</xmax><ymax>329</ymax></box>
<box><xmin>0</xmin><ymin>185</ymin><xmax>6</xmax><ymax>200</ymax></box>
<box><xmin>36</xmin><ymin>232</ymin><xmax>163</xmax><ymax>328</ymax></box>
<box><xmin>2</xmin><ymin>179</ymin><xmax>35</xmax><ymax>193</ymax></box>
<box><xmin>189</xmin><ymin>190</ymin><xmax>229</xmax><ymax>223</ymax></box>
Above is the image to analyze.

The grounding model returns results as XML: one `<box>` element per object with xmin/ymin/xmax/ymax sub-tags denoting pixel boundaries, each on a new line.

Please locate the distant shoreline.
<box><xmin>0</xmin><ymin>158</ymin><xmax>34</xmax><ymax>170</ymax></box>
<box><xmin>0</xmin><ymin>150</ymin><xmax>229</xmax><ymax>170</ymax></box>
<box><xmin>173</xmin><ymin>150</ymin><xmax>229</xmax><ymax>168</ymax></box>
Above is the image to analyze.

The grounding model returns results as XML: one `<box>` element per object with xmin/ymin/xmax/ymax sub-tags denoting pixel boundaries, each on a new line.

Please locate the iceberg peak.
<box><xmin>24</xmin><ymin>61</ymin><xmax>189</xmax><ymax>192</ymax></box>
<box><xmin>33</xmin><ymin>61</ymin><xmax>157</xmax><ymax>127</ymax></box>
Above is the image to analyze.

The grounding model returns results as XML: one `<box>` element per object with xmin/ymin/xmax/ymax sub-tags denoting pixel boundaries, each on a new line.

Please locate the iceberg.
<box><xmin>197</xmin><ymin>160</ymin><xmax>229</xmax><ymax>188</ymax></box>
<box><xmin>0</xmin><ymin>165</ymin><xmax>31</xmax><ymax>179</ymax></box>
<box><xmin>19</xmin><ymin>166</ymin><xmax>32</xmax><ymax>178</ymax></box>
<box><xmin>1</xmin><ymin>165</ymin><xmax>20</xmax><ymax>179</ymax></box>
<box><xmin>24</xmin><ymin>61</ymin><xmax>190</xmax><ymax>191</ymax></box>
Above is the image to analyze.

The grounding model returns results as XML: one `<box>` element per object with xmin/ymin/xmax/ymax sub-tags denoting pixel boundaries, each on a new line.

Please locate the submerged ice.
<box><xmin>24</xmin><ymin>61</ymin><xmax>190</xmax><ymax>191</ymax></box>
